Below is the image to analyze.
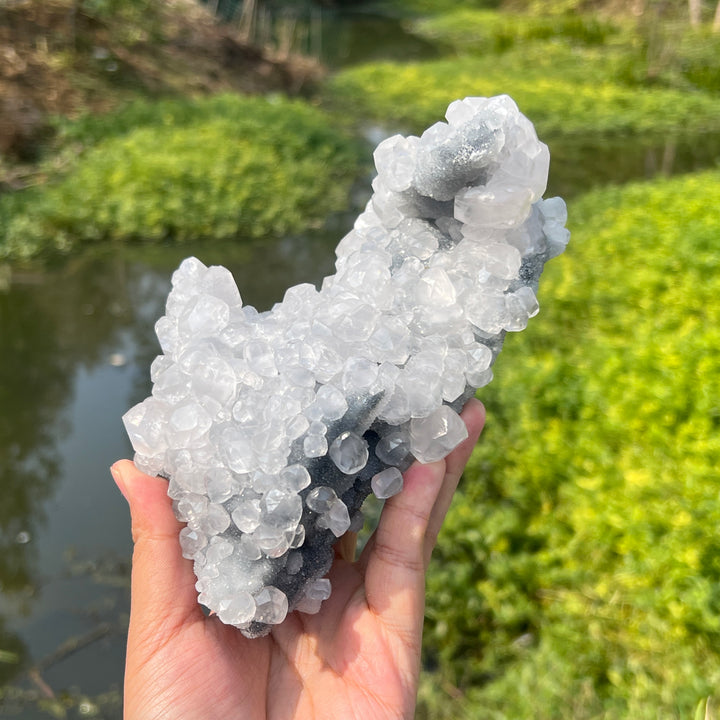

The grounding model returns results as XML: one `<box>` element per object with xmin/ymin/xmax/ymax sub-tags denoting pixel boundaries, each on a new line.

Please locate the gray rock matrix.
<box><xmin>123</xmin><ymin>95</ymin><xmax>569</xmax><ymax>638</ymax></box>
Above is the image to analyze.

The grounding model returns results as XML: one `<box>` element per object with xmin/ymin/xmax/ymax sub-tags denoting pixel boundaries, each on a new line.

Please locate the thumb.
<box><xmin>111</xmin><ymin>460</ymin><xmax>202</xmax><ymax>634</ymax></box>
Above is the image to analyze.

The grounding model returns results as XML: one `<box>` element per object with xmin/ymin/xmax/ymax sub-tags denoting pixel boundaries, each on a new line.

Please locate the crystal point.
<box><xmin>329</xmin><ymin>431</ymin><xmax>369</xmax><ymax>475</ymax></box>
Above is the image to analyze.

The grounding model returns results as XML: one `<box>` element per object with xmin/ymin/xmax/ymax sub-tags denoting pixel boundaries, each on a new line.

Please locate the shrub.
<box><xmin>0</xmin><ymin>95</ymin><xmax>363</xmax><ymax>260</ymax></box>
<box><xmin>421</xmin><ymin>170</ymin><xmax>720</xmax><ymax>718</ymax></box>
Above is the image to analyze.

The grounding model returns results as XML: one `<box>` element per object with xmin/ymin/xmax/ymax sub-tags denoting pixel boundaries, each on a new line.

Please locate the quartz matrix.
<box><xmin>123</xmin><ymin>95</ymin><xmax>569</xmax><ymax>637</ymax></box>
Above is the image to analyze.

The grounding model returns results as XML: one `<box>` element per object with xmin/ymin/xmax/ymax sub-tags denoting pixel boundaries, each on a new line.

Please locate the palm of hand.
<box><xmin>114</xmin><ymin>399</ymin><xmax>485</xmax><ymax>720</ymax></box>
<box><xmin>135</xmin><ymin>566</ymin><xmax>416</xmax><ymax>720</ymax></box>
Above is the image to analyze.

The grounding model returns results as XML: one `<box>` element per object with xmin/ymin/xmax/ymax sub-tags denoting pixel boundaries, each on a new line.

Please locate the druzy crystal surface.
<box><xmin>123</xmin><ymin>95</ymin><xmax>569</xmax><ymax>638</ymax></box>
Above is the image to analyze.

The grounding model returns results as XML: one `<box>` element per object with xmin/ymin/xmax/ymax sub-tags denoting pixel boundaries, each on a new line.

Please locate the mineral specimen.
<box><xmin>123</xmin><ymin>95</ymin><xmax>569</xmax><ymax>637</ymax></box>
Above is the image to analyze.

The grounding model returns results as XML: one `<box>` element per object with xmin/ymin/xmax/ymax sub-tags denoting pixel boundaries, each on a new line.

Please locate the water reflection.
<box><xmin>1</xmin><ymin>280</ymin><xmax>79</xmax><ymax>599</ymax></box>
<box><xmin>318</xmin><ymin>9</ymin><xmax>440</xmax><ymax>68</ymax></box>
<box><xmin>548</xmin><ymin>134</ymin><xmax>720</xmax><ymax>199</ymax></box>
<box><xmin>0</xmin><ymin>254</ymin><xmax>155</xmax><ymax>715</ymax></box>
<box><xmin>0</xmin><ymin>222</ymin><xmax>346</xmax><ymax>716</ymax></box>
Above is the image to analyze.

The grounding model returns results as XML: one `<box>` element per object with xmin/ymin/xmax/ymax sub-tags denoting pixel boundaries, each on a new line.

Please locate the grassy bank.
<box><xmin>3</xmin><ymin>3</ymin><xmax>720</xmax><ymax>260</ymax></box>
<box><xmin>325</xmin><ymin>55</ymin><xmax>720</xmax><ymax>142</ymax></box>
<box><xmin>420</xmin><ymin>169</ymin><xmax>720</xmax><ymax>718</ymax></box>
<box><xmin>0</xmin><ymin>94</ymin><xmax>363</xmax><ymax>260</ymax></box>
<box><xmin>407</xmin><ymin>8</ymin><xmax>720</xmax><ymax>93</ymax></box>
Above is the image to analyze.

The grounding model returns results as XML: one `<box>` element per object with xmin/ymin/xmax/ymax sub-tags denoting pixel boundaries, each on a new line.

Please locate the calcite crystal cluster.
<box><xmin>123</xmin><ymin>95</ymin><xmax>569</xmax><ymax>638</ymax></box>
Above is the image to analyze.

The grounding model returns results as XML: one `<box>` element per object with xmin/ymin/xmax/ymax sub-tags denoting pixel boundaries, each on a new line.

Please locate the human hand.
<box><xmin>111</xmin><ymin>398</ymin><xmax>485</xmax><ymax>720</ymax></box>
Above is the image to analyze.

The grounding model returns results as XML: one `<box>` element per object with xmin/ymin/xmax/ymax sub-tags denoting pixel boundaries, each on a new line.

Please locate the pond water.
<box><xmin>317</xmin><ymin>7</ymin><xmax>441</xmax><ymax>67</ymax></box>
<box><xmin>2</xmin><ymin>9</ymin><xmax>720</xmax><ymax>719</ymax></box>
<box><xmin>0</xmin><ymin>223</ymin><xmax>349</xmax><ymax>717</ymax></box>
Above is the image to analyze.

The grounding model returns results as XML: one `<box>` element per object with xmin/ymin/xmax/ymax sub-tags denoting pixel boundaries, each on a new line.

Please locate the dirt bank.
<box><xmin>0</xmin><ymin>0</ymin><xmax>323</xmax><ymax>168</ymax></box>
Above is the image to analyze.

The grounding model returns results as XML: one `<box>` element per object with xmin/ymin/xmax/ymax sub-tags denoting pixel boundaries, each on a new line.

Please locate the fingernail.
<box><xmin>110</xmin><ymin>463</ymin><xmax>129</xmax><ymax>502</ymax></box>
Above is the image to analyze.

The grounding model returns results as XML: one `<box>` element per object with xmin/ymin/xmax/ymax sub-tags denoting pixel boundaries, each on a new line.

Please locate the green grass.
<box><xmin>0</xmin><ymin>94</ymin><xmax>363</xmax><ymax>260</ymax></box>
<box><xmin>406</xmin><ymin>8</ymin><xmax>720</xmax><ymax>95</ymax></box>
<box><xmin>325</xmin><ymin>56</ymin><xmax>720</xmax><ymax>141</ymax></box>
<box><xmin>420</xmin><ymin>170</ymin><xmax>720</xmax><ymax>718</ymax></box>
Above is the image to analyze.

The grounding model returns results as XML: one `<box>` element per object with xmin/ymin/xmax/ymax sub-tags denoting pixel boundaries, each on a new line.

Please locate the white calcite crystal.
<box><xmin>371</xmin><ymin>467</ymin><xmax>404</xmax><ymax>500</ymax></box>
<box><xmin>123</xmin><ymin>95</ymin><xmax>569</xmax><ymax>638</ymax></box>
